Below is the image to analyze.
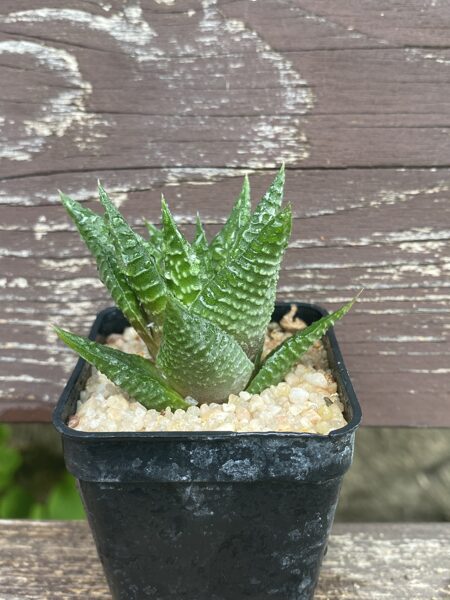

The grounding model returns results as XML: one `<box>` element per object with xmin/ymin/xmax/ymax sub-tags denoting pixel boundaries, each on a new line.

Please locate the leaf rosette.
<box><xmin>57</xmin><ymin>167</ymin><xmax>357</xmax><ymax>411</ymax></box>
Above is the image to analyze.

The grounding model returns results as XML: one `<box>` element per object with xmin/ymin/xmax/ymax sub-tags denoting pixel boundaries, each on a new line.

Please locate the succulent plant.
<box><xmin>56</xmin><ymin>166</ymin><xmax>356</xmax><ymax>410</ymax></box>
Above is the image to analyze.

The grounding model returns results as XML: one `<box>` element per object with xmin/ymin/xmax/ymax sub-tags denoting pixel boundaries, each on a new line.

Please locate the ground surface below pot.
<box><xmin>1</xmin><ymin>521</ymin><xmax>447</xmax><ymax>599</ymax></box>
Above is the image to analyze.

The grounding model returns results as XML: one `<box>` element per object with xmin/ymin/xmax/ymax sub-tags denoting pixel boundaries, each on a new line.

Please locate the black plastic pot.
<box><xmin>54</xmin><ymin>302</ymin><xmax>361</xmax><ymax>600</ymax></box>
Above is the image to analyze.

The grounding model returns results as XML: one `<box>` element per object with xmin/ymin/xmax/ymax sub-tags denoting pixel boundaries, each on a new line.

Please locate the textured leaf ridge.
<box><xmin>241</xmin><ymin>164</ymin><xmax>285</xmax><ymax>247</ymax></box>
<box><xmin>156</xmin><ymin>298</ymin><xmax>254</xmax><ymax>402</ymax></box>
<box><xmin>59</xmin><ymin>193</ymin><xmax>157</xmax><ymax>356</ymax></box>
<box><xmin>161</xmin><ymin>197</ymin><xmax>202</xmax><ymax>305</ymax></box>
<box><xmin>98</xmin><ymin>183</ymin><xmax>167</xmax><ymax>323</ymax></box>
<box><xmin>193</xmin><ymin>204</ymin><xmax>292</xmax><ymax>358</ymax></box>
<box><xmin>209</xmin><ymin>174</ymin><xmax>251</xmax><ymax>269</ymax></box>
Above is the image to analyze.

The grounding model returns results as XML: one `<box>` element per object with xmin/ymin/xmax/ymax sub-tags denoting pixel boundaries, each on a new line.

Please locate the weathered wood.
<box><xmin>0</xmin><ymin>521</ymin><xmax>448</xmax><ymax>599</ymax></box>
<box><xmin>1</xmin><ymin>168</ymin><xmax>448</xmax><ymax>426</ymax></box>
<box><xmin>0</xmin><ymin>1</ymin><xmax>449</xmax><ymax>425</ymax></box>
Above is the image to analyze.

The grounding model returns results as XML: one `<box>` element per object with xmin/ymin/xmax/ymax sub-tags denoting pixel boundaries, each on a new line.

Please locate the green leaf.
<box><xmin>45</xmin><ymin>473</ymin><xmax>85</xmax><ymax>520</ymax></box>
<box><xmin>29</xmin><ymin>503</ymin><xmax>47</xmax><ymax>520</ymax></box>
<box><xmin>192</xmin><ymin>214</ymin><xmax>214</xmax><ymax>287</ymax></box>
<box><xmin>193</xmin><ymin>215</ymin><xmax>214</xmax><ymax>282</ymax></box>
<box><xmin>193</xmin><ymin>214</ymin><xmax>208</xmax><ymax>255</ymax></box>
<box><xmin>55</xmin><ymin>326</ymin><xmax>188</xmax><ymax>411</ymax></box>
<box><xmin>0</xmin><ymin>485</ymin><xmax>34</xmax><ymax>518</ymax></box>
<box><xmin>0</xmin><ymin>445</ymin><xmax>21</xmax><ymax>492</ymax></box>
<box><xmin>156</xmin><ymin>298</ymin><xmax>254</xmax><ymax>403</ymax></box>
<box><xmin>209</xmin><ymin>174</ymin><xmax>251</xmax><ymax>269</ymax></box>
<box><xmin>98</xmin><ymin>183</ymin><xmax>167</xmax><ymax>323</ymax></box>
<box><xmin>161</xmin><ymin>197</ymin><xmax>202</xmax><ymax>305</ymax></box>
<box><xmin>144</xmin><ymin>220</ymin><xmax>164</xmax><ymax>264</ymax></box>
<box><xmin>242</xmin><ymin>164</ymin><xmax>285</xmax><ymax>246</ymax></box>
<box><xmin>193</xmin><ymin>205</ymin><xmax>292</xmax><ymax>358</ymax></box>
<box><xmin>145</xmin><ymin>219</ymin><xmax>163</xmax><ymax>247</ymax></box>
<box><xmin>246</xmin><ymin>297</ymin><xmax>358</xmax><ymax>394</ymax></box>
<box><xmin>60</xmin><ymin>192</ymin><xmax>158</xmax><ymax>356</ymax></box>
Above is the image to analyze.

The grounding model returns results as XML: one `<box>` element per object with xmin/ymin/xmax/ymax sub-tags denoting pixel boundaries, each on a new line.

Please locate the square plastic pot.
<box><xmin>53</xmin><ymin>302</ymin><xmax>361</xmax><ymax>600</ymax></box>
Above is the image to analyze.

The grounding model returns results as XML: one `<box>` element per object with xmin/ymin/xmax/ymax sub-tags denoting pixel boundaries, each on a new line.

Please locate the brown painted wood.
<box><xmin>0</xmin><ymin>520</ymin><xmax>449</xmax><ymax>599</ymax></box>
<box><xmin>0</xmin><ymin>1</ymin><xmax>449</xmax><ymax>425</ymax></box>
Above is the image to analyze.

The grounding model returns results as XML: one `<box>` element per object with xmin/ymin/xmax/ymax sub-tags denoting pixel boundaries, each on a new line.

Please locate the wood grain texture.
<box><xmin>0</xmin><ymin>1</ymin><xmax>449</xmax><ymax>425</ymax></box>
<box><xmin>0</xmin><ymin>521</ymin><xmax>449</xmax><ymax>599</ymax></box>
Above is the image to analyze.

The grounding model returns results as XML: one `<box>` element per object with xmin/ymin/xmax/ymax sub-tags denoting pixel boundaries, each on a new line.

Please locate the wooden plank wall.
<box><xmin>0</xmin><ymin>1</ymin><xmax>449</xmax><ymax>425</ymax></box>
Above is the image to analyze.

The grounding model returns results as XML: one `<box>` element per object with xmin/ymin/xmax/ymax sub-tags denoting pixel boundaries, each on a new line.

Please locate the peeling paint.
<box><xmin>194</xmin><ymin>0</ymin><xmax>314</xmax><ymax>167</ymax></box>
<box><xmin>0</xmin><ymin>40</ymin><xmax>91</xmax><ymax>161</ymax></box>
<box><xmin>1</xmin><ymin>0</ymin><xmax>314</xmax><ymax>171</ymax></box>
<box><xmin>0</xmin><ymin>277</ymin><xmax>29</xmax><ymax>289</ymax></box>
<box><xmin>407</xmin><ymin>47</ymin><xmax>450</xmax><ymax>66</ymax></box>
<box><xmin>2</xmin><ymin>4</ymin><xmax>162</xmax><ymax>62</ymax></box>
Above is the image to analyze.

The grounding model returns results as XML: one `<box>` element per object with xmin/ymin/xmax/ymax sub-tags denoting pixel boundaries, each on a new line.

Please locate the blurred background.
<box><xmin>1</xmin><ymin>424</ymin><xmax>449</xmax><ymax>521</ymax></box>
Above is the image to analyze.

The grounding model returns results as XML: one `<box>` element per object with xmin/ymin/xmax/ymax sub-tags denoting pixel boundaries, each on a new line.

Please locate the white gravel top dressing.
<box><xmin>69</xmin><ymin>306</ymin><xmax>347</xmax><ymax>434</ymax></box>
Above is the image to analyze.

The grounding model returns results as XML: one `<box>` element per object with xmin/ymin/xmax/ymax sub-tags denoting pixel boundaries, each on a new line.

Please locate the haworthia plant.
<box><xmin>57</xmin><ymin>167</ymin><xmax>357</xmax><ymax>412</ymax></box>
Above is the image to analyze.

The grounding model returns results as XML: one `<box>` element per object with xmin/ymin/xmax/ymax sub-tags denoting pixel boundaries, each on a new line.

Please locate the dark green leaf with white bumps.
<box><xmin>156</xmin><ymin>298</ymin><xmax>254</xmax><ymax>403</ymax></box>
<box><xmin>161</xmin><ymin>197</ymin><xmax>202</xmax><ymax>305</ymax></box>
<box><xmin>193</xmin><ymin>215</ymin><xmax>209</xmax><ymax>259</ymax></box>
<box><xmin>145</xmin><ymin>220</ymin><xmax>163</xmax><ymax>248</ymax></box>
<box><xmin>55</xmin><ymin>327</ymin><xmax>187</xmax><ymax>411</ymax></box>
<box><xmin>246</xmin><ymin>297</ymin><xmax>358</xmax><ymax>394</ymax></box>
<box><xmin>193</xmin><ymin>205</ymin><xmax>292</xmax><ymax>359</ymax></box>
<box><xmin>193</xmin><ymin>215</ymin><xmax>213</xmax><ymax>281</ymax></box>
<box><xmin>59</xmin><ymin>192</ymin><xmax>157</xmax><ymax>356</ymax></box>
<box><xmin>241</xmin><ymin>164</ymin><xmax>285</xmax><ymax>246</ymax></box>
<box><xmin>209</xmin><ymin>174</ymin><xmax>251</xmax><ymax>269</ymax></box>
<box><xmin>98</xmin><ymin>183</ymin><xmax>167</xmax><ymax>323</ymax></box>
<box><xmin>144</xmin><ymin>220</ymin><xmax>164</xmax><ymax>263</ymax></box>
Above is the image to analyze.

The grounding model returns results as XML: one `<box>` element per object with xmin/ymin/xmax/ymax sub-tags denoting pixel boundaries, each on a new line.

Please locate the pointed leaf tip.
<box><xmin>208</xmin><ymin>173</ymin><xmax>252</xmax><ymax>270</ymax></box>
<box><xmin>96</xmin><ymin>184</ymin><xmax>167</xmax><ymax>322</ymax></box>
<box><xmin>161</xmin><ymin>198</ymin><xmax>202</xmax><ymax>305</ymax></box>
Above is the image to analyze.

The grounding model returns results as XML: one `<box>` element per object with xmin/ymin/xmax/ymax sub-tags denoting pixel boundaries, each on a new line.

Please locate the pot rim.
<box><xmin>53</xmin><ymin>302</ymin><xmax>362</xmax><ymax>442</ymax></box>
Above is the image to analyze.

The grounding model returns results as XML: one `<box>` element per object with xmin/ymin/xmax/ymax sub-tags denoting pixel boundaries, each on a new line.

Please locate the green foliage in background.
<box><xmin>0</xmin><ymin>424</ymin><xmax>84</xmax><ymax>520</ymax></box>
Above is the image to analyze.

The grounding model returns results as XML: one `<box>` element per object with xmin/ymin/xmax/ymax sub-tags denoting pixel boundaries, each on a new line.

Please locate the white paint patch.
<box><xmin>0</xmin><ymin>3</ymin><xmax>162</xmax><ymax>159</ymax></box>
<box><xmin>40</xmin><ymin>258</ymin><xmax>92</xmax><ymax>272</ymax></box>
<box><xmin>33</xmin><ymin>215</ymin><xmax>48</xmax><ymax>241</ymax></box>
<box><xmin>372</xmin><ymin>227</ymin><xmax>450</xmax><ymax>244</ymax></box>
<box><xmin>0</xmin><ymin>374</ymin><xmax>48</xmax><ymax>383</ymax></box>
<box><xmin>372</xmin><ymin>183</ymin><xmax>450</xmax><ymax>208</ymax></box>
<box><xmin>376</xmin><ymin>335</ymin><xmax>444</xmax><ymax>343</ymax></box>
<box><xmin>0</xmin><ymin>277</ymin><xmax>28</xmax><ymax>288</ymax></box>
<box><xmin>3</xmin><ymin>5</ymin><xmax>162</xmax><ymax>62</ymax></box>
<box><xmin>409</xmin><ymin>368</ymin><xmax>450</xmax><ymax>374</ymax></box>
<box><xmin>407</xmin><ymin>48</ymin><xmax>450</xmax><ymax>66</ymax></box>
<box><xmin>399</xmin><ymin>241</ymin><xmax>446</xmax><ymax>253</ymax></box>
<box><xmin>0</xmin><ymin>40</ymin><xmax>91</xmax><ymax>161</ymax></box>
